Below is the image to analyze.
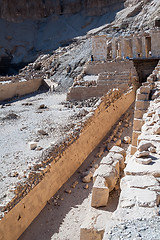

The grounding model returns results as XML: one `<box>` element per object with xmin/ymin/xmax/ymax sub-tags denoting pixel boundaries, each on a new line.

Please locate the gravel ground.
<box><xmin>107</xmin><ymin>216</ymin><xmax>160</xmax><ymax>240</ymax></box>
<box><xmin>0</xmin><ymin>90</ymin><xmax>98</xmax><ymax>218</ymax></box>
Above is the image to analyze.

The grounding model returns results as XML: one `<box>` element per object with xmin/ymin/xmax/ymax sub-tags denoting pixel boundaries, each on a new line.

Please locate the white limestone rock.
<box><xmin>136</xmin><ymin>188</ymin><xmax>157</xmax><ymax>207</ymax></box>
<box><xmin>123</xmin><ymin>136</ymin><xmax>131</xmax><ymax>144</ymax></box>
<box><xmin>120</xmin><ymin>175</ymin><xmax>159</xmax><ymax>190</ymax></box>
<box><xmin>80</xmin><ymin>209</ymin><xmax>108</xmax><ymax>240</ymax></box>
<box><xmin>101</xmin><ymin>152</ymin><xmax>124</xmax><ymax>170</ymax></box>
<box><xmin>110</xmin><ymin>146</ymin><xmax>126</xmax><ymax>158</ymax></box>
<box><xmin>153</xmin><ymin>123</ymin><xmax>160</xmax><ymax>135</ymax></box>
<box><xmin>137</xmin><ymin>141</ymin><xmax>154</xmax><ymax>152</ymax></box>
<box><xmin>149</xmin><ymin>146</ymin><xmax>156</xmax><ymax>153</ymax></box>
<box><xmin>125</xmin><ymin>156</ymin><xmax>160</xmax><ymax>177</ymax></box>
<box><xmin>136</xmin><ymin>150</ymin><xmax>150</xmax><ymax>158</ymax></box>
<box><xmin>136</xmin><ymin>157</ymin><xmax>152</xmax><ymax>165</ymax></box>
<box><xmin>93</xmin><ymin>165</ymin><xmax>118</xmax><ymax>191</ymax></box>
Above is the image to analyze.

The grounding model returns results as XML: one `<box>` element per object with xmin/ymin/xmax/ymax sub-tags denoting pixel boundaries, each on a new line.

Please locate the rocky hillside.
<box><xmin>0</xmin><ymin>0</ymin><xmax>159</xmax><ymax>79</ymax></box>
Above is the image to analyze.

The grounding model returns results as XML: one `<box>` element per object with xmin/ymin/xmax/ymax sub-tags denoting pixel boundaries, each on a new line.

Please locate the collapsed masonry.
<box><xmin>80</xmin><ymin>60</ymin><xmax>160</xmax><ymax>240</ymax></box>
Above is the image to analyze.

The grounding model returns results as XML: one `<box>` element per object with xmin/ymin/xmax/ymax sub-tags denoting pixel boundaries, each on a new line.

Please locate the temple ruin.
<box><xmin>92</xmin><ymin>30</ymin><xmax>160</xmax><ymax>60</ymax></box>
<box><xmin>0</xmin><ymin>29</ymin><xmax>160</xmax><ymax>240</ymax></box>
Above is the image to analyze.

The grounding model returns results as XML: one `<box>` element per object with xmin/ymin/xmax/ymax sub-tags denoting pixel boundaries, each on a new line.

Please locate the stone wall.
<box><xmin>84</xmin><ymin>60</ymin><xmax>136</xmax><ymax>75</ymax></box>
<box><xmin>131</xmin><ymin>60</ymin><xmax>160</xmax><ymax>154</ymax></box>
<box><xmin>80</xmin><ymin>60</ymin><xmax>160</xmax><ymax>240</ymax></box>
<box><xmin>0</xmin><ymin>88</ymin><xmax>135</xmax><ymax>240</ymax></box>
<box><xmin>67</xmin><ymin>60</ymin><xmax>137</xmax><ymax>100</ymax></box>
<box><xmin>0</xmin><ymin>78</ymin><xmax>42</xmax><ymax>102</ymax></box>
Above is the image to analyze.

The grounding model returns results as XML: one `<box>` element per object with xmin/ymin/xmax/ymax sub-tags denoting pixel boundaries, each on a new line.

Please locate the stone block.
<box><xmin>119</xmin><ymin>186</ymin><xmax>157</xmax><ymax>209</ymax></box>
<box><xmin>132</xmin><ymin>131</ymin><xmax>141</xmax><ymax>147</ymax></box>
<box><xmin>80</xmin><ymin>210</ymin><xmax>107</xmax><ymax>240</ymax></box>
<box><xmin>130</xmin><ymin>146</ymin><xmax>137</xmax><ymax>155</ymax></box>
<box><xmin>136</xmin><ymin>150</ymin><xmax>149</xmax><ymax>158</ymax></box>
<box><xmin>101</xmin><ymin>152</ymin><xmax>123</xmax><ymax>172</ymax></box>
<box><xmin>125</xmin><ymin>155</ymin><xmax>160</xmax><ymax>176</ymax></box>
<box><xmin>91</xmin><ymin>176</ymin><xmax>109</xmax><ymax>207</ymax></box>
<box><xmin>135</xmin><ymin>100</ymin><xmax>149</xmax><ymax>110</ymax></box>
<box><xmin>29</xmin><ymin>142</ymin><xmax>37</xmax><ymax>150</ymax></box>
<box><xmin>133</xmin><ymin>119</ymin><xmax>144</xmax><ymax>131</ymax></box>
<box><xmin>134</xmin><ymin>109</ymin><xmax>146</xmax><ymax>119</ymax></box>
<box><xmin>136</xmin><ymin>93</ymin><xmax>149</xmax><ymax>101</ymax></box>
<box><xmin>110</xmin><ymin>146</ymin><xmax>126</xmax><ymax>158</ymax></box>
<box><xmin>120</xmin><ymin>175</ymin><xmax>159</xmax><ymax>190</ymax></box>
<box><xmin>137</xmin><ymin>141</ymin><xmax>154</xmax><ymax>152</ymax></box>
<box><xmin>136</xmin><ymin>157</ymin><xmax>152</xmax><ymax>165</ymax></box>
<box><xmin>136</xmin><ymin>188</ymin><xmax>157</xmax><ymax>207</ymax></box>
<box><xmin>139</xmin><ymin>86</ymin><xmax>150</xmax><ymax>94</ymax></box>
<box><xmin>93</xmin><ymin>165</ymin><xmax>118</xmax><ymax>191</ymax></box>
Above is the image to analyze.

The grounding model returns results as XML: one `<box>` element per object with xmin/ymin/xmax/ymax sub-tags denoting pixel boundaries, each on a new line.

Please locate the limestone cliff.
<box><xmin>0</xmin><ymin>0</ymin><xmax>125</xmax><ymax>21</ymax></box>
<box><xmin>0</xmin><ymin>0</ymin><xmax>159</xmax><ymax>71</ymax></box>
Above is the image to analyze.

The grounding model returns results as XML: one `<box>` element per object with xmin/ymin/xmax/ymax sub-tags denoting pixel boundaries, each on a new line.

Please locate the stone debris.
<box><xmin>135</xmin><ymin>157</ymin><xmax>152</xmax><ymax>165</ymax></box>
<box><xmin>123</xmin><ymin>136</ymin><xmax>131</xmax><ymax>144</ymax></box>
<box><xmin>137</xmin><ymin>141</ymin><xmax>154</xmax><ymax>152</ymax></box>
<box><xmin>71</xmin><ymin>181</ymin><xmax>79</xmax><ymax>188</ymax></box>
<box><xmin>84</xmin><ymin>184</ymin><xmax>89</xmax><ymax>189</ymax></box>
<box><xmin>82</xmin><ymin>167</ymin><xmax>96</xmax><ymax>183</ymax></box>
<box><xmin>92</xmin><ymin>147</ymin><xmax>126</xmax><ymax>208</ymax></box>
<box><xmin>136</xmin><ymin>150</ymin><xmax>150</xmax><ymax>158</ymax></box>
<box><xmin>115</xmin><ymin>139</ymin><xmax>121</xmax><ymax>147</ymax></box>
<box><xmin>2</xmin><ymin>113</ymin><xmax>19</xmax><ymax>120</ymax></box>
<box><xmin>38</xmin><ymin>104</ymin><xmax>47</xmax><ymax>109</ymax></box>
<box><xmin>65</xmin><ymin>189</ymin><xmax>72</xmax><ymax>194</ymax></box>
<box><xmin>29</xmin><ymin>142</ymin><xmax>37</xmax><ymax>150</ymax></box>
<box><xmin>37</xmin><ymin>129</ymin><xmax>48</xmax><ymax>136</ymax></box>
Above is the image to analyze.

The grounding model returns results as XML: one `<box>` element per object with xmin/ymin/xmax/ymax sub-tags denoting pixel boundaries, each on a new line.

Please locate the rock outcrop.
<box><xmin>0</xmin><ymin>0</ymin><xmax>125</xmax><ymax>21</ymax></box>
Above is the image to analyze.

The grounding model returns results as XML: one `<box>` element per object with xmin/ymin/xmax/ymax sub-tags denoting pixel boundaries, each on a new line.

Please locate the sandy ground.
<box><xmin>19</xmin><ymin>104</ymin><xmax>134</xmax><ymax>240</ymax></box>
<box><xmin>0</xmin><ymin>90</ymin><xmax>97</xmax><ymax>217</ymax></box>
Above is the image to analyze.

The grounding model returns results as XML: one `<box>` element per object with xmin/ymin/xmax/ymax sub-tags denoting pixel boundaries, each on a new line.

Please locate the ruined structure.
<box><xmin>80</xmin><ymin>60</ymin><xmax>160</xmax><ymax>240</ymax></box>
<box><xmin>67</xmin><ymin>60</ymin><xmax>138</xmax><ymax>100</ymax></box>
<box><xmin>0</xmin><ymin>0</ymin><xmax>160</xmax><ymax>236</ymax></box>
<box><xmin>92</xmin><ymin>30</ymin><xmax>160</xmax><ymax>60</ymax></box>
<box><xmin>67</xmin><ymin>29</ymin><xmax>160</xmax><ymax>101</ymax></box>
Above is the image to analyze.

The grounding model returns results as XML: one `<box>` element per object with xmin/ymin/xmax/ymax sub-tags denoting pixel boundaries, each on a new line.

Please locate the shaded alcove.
<box><xmin>133</xmin><ymin>59</ymin><xmax>159</xmax><ymax>84</ymax></box>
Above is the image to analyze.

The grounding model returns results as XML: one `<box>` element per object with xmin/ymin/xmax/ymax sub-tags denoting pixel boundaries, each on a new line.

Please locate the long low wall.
<box><xmin>84</xmin><ymin>61</ymin><xmax>137</xmax><ymax>75</ymax></box>
<box><xmin>0</xmin><ymin>88</ymin><xmax>135</xmax><ymax>240</ymax></box>
<box><xmin>0</xmin><ymin>78</ymin><xmax>42</xmax><ymax>102</ymax></box>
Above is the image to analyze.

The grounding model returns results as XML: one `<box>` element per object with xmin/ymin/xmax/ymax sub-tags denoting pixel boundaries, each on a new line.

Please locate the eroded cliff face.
<box><xmin>0</xmin><ymin>0</ymin><xmax>125</xmax><ymax>70</ymax></box>
<box><xmin>0</xmin><ymin>0</ymin><xmax>125</xmax><ymax>21</ymax></box>
<box><xmin>0</xmin><ymin>0</ymin><xmax>159</xmax><ymax>71</ymax></box>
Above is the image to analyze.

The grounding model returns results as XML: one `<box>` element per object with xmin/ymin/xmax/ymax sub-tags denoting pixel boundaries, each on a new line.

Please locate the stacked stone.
<box><xmin>131</xmin><ymin>61</ymin><xmax>159</xmax><ymax>155</ymax></box>
<box><xmin>91</xmin><ymin>146</ymin><xmax>126</xmax><ymax>208</ymax></box>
